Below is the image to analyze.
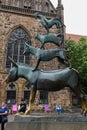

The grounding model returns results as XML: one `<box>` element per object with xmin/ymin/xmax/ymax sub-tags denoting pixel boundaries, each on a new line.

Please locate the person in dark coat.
<box><xmin>18</xmin><ymin>98</ymin><xmax>26</xmax><ymax>113</ymax></box>
<box><xmin>0</xmin><ymin>101</ymin><xmax>8</xmax><ymax>130</ymax></box>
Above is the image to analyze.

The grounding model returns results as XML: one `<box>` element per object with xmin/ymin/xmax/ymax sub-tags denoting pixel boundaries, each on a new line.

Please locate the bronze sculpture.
<box><xmin>23</xmin><ymin>43</ymin><xmax>69</xmax><ymax>71</ymax></box>
<box><xmin>5</xmin><ymin>57</ymin><xmax>80</xmax><ymax>115</ymax></box>
<box><xmin>35</xmin><ymin>33</ymin><xmax>64</xmax><ymax>49</ymax></box>
<box><xmin>34</xmin><ymin>12</ymin><xmax>64</xmax><ymax>33</ymax></box>
<box><xmin>5</xmin><ymin>12</ymin><xmax>81</xmax><ymax>115</ymax></box>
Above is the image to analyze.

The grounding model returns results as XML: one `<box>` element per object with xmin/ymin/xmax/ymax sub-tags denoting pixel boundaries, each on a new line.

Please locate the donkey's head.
<box><xmin>5</xmin><ymin>57</ymin><xmax>18</xmax><ymax>83</ymax></box>
<box><xmin>23</xmin><ymin>42</ymin><xmax>30</xmax><ymax>55</ymax></box>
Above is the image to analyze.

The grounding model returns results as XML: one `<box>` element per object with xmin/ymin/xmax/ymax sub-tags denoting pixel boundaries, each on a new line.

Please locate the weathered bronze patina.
<box><xmin>23</xmin><ymin>43</ymin><xmax>69</xmax><ymax>71</ymax></box>
<box><xmin>5</xmin><ymin>12</ymin><xmax>82</xmax><ymax>116</ymax></box>
<box><xmin>34</xmin><ymin>12</ymin><xmax>63</xmax><ymax>33</ymax></box>
<box><xmin>5</xmin><ymin>57</ymin><xmax>80</xmax><ymax>115</ymax></box>
<box><xmin>35</xmin><ymin>33</ymin><xmax>64</xmax><ymax>49</ymax></box>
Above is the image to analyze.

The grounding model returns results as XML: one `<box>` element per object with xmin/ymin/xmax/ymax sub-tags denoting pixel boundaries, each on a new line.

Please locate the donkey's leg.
<box><xmin>25</xmin><ymin>88</ymin><xmax>36</xmax><ymax>115</ymax></box>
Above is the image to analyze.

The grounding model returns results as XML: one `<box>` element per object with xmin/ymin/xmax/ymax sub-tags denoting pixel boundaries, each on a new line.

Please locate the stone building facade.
<box><xmin>0</xmin><ymin>0</ymin><xmax>73</xmax><ymax>110</ymax></box>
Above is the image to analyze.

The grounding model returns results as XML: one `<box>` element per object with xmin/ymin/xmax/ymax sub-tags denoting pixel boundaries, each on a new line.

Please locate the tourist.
<box><xmin>0</xmin><ymin>101</ymin><xmax>8</xmax><ymax>130</ymax></box>
<box><xmin>44</xmin><ymin>104</ymin><xmax>50</xmax><ymax>112</ymax></box>
<box><xmin>18</xmin><ymin>98</ymin><xmax>26</xmax><ymax>113</ymax></box>
<box><xmin>55</xmin><ymin>104</ymin><xmax>62</xmax><ymax>114</ymax></box>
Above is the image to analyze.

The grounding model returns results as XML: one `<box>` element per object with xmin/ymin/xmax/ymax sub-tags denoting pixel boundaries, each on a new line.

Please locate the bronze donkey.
<box><xmin>5</xmin><ymin>58</ymin><xmax>80</xmax><ymax>115</ymax></box>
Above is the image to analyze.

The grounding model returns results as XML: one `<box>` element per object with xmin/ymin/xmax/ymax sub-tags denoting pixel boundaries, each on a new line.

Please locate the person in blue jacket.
<box><xmin>56</xmin><ymin>104</ymin><xmax>62</xmax><ymax>114</ymax></box>
<box><xmin>0</xmin><ymin>101</ymin><xmax>8</xmax><ymax>130</ymax></box>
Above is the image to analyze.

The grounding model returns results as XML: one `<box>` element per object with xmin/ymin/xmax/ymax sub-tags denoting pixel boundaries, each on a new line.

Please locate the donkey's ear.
<box><xmin>8</xmin><ymin>57</ymin><xmax>18</xmax><ymax>67</ymax></box>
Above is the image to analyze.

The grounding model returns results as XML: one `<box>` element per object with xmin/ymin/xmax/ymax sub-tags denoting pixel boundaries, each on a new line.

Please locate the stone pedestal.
<box><xmin>6</xmin><ymin>113</ymin><xmax>87</xmax><ymax>130</ymax></box>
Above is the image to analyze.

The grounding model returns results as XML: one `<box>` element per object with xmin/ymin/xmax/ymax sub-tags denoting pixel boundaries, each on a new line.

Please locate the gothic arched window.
<box><xmin>6</xmin><ymin>27</ymin><xmax>30</xmax><ymax>69</ymax></box>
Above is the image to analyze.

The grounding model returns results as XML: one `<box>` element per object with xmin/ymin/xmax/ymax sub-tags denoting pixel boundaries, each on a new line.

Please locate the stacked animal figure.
<box><xmin>24</xmin><ymin>12</ymin><xmax>70</xmax><ymax>71</ymax></box>
<box><xmin>5</xmin><ymin>12</ymin><xmax>81</xmax><ymax>115</ymax></box>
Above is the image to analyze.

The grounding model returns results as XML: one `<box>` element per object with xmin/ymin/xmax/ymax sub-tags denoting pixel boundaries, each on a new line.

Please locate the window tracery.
<box><xmin>6</xmin><ymin>27</ymin><xmax>30</xmax><ymax>69</ymax></box>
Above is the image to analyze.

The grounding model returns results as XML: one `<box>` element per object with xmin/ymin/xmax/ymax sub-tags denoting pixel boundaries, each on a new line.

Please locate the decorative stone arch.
<box><xmin>6</xmin><ymin>24</ymin><xmax>31</xmax><ymax>41</ymax></box>
<box><xmin>6</xmin><ymin>82</ymin><xmax>17</xmax><ymax>108</ymax></box>
<box><xmin>5</xmin><ymin>25</ymin><xmax>31</xmax><ymax>69</ymax></box>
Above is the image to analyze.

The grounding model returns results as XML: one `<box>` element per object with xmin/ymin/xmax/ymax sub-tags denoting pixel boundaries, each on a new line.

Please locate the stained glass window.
<box><xmin>6</xmin><ymin>27</ymin><xmax>30</xmax><ymax>69</ymax></box>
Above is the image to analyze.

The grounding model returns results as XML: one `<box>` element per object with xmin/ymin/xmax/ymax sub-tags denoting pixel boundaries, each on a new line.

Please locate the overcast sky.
<box><xmin>50</xmin><ymin>0</ymin><xmax>87</xmax><ymax>36</ymax></box>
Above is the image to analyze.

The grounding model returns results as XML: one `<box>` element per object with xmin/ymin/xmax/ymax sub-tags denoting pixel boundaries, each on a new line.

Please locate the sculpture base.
<box><xmin>6</xmin><ymin>113</ymin><xmax>87</xmax><ymax>130</ymax></box>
